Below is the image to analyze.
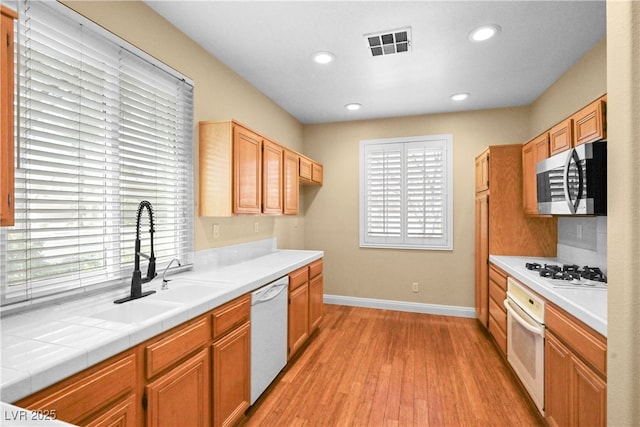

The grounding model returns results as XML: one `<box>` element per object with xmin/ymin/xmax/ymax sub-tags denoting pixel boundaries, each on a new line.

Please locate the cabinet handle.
<box><xmin>7</xmin><ymin>193</ymin><xmax>11</xmax><ymax>207</ymax></box>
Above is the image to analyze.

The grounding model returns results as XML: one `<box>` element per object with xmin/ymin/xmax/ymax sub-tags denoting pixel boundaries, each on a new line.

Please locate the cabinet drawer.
<box><xmin>212</xmin><ymin>294</ymin><xmax>250</xmax><ymax>340</ymax></box>
<box><xmin>146</xmin><ymin>316</ymin><xmax>210</xmax><ymax>379</ymax></box>
<box><xmin>489</xmin><ymin>279</ymin><xmax>506</xmax><ymax>311</ymax></box>
<box><xmin>289</xmin><ymin>266</ymin><xmax>309</xmax><ymax>291</ymax></box>
<box><xmin>489</xmin><ymin>264</ymin><xmax>507</xmax><ymax>290</ymax></box>
<box><xmin>489</xmin><ymin>298</ymin><xmax>507</xmax><ymax>333</ymax></box>
<box><xmin>309</xmin><ymin>259</ymin><xmax>323</xmax><ymax>279</ymax></box>
<box><xmin>546</xmin><ymin>304</ymin><xmax>607</xmax><ymax>378</ymax></box>
<box><xmin>489</xmin><ymin>314</ymin><xmax>507</xmax><ymax>356</ymax></box>
<box><xmin>19</xmin><ymin>352</ymin><xmax>136</xmax><ymax>425</ymax></box>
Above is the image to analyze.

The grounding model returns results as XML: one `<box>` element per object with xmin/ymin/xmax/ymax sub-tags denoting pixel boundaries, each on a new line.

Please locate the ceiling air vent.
<box><xmin>365</xmin><ymin>27</ymin><xmax>412</xmax><ymax>57</ymax></box>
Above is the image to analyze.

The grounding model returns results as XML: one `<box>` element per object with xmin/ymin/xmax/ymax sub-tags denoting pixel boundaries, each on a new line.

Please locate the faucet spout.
<box><xmin>115</xmin><ymin>200</ymin><xmax>158</xmax><ymax>304</ymax></box>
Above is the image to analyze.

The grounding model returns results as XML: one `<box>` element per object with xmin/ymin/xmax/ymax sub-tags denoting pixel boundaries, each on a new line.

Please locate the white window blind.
<box><xmin>0</xmin><ymin>0</ymin><xmax>194</xmax><ymax>305</ymax></box>
<box><xmin>360</xmin><ymin>135</ymin><xmax>453</xmax><ymax>250</ymax></box>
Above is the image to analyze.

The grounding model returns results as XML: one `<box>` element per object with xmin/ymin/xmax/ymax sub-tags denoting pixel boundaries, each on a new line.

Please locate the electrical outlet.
<box><xmin>412</xmin><ymin>282</ymin><xmax>419</xmax><ymax>293</ymax></box>
<box><xmin>254</xmin><ymin>222</ymin><xmax>259</xmax><ymax>233</ymax></box>
<box><xmin>212</xmin><ymin>224</ymin><xmax>219</xmax><ymax>239</ymax></box>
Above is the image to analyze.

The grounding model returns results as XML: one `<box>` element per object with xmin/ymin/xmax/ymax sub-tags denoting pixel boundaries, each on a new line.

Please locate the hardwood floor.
<box><xmin>241</xmin><ymin>304</ymin><xmax>544</xmax><ymax>427</ymax></box>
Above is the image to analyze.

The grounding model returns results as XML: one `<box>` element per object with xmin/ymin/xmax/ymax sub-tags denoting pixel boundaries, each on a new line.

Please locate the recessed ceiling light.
<box><xmin>469</xmin><ymin>25</ymin><xmax>501</xmax><ymax>42</ymax></box>
<box><xmin>313</xmin><ymin>51</ymin><xmax>335</xmax><ymax>64</ymax></box>
<box><xmin>345</xmin><ymin>103</ymin><xmax>362</xmax><ymax>111</ymax></box>
<box><xmin>450</xmin><ymin>93</ymin><xmax>470</xmax><ymax>101</ymax></box>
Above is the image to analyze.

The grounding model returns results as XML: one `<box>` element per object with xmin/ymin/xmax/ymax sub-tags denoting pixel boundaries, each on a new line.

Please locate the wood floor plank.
<box><xmin>241</xmin><ymin>304</ymin><xmax>544</xmax><ymax>427</ymax></box>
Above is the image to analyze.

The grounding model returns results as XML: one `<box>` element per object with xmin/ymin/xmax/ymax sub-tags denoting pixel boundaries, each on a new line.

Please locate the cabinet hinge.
<box><xmin>142</xmin><ymin>393</ymin><xmax>148</xmax><ymax>411</ymax></box>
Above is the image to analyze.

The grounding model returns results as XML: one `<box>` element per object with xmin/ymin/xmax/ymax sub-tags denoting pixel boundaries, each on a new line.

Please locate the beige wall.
<box><xmin>62</xmin><ymin>0</ymin><xmax>306</xmax><ymax>252</ymax></box>
<box><xmin>529</xmin><ymin>38</ymin><xmax>607</xmax><ymax>138</ymax></box>
<box><xmin>606</xmin><ymin>1</ymin><xmax>640</xmax><ymax>424</ymax></box>
<box><xmin>302</xmin><ymin>108</ymin><xmax>530</xmax><ymax>307</ymax></box>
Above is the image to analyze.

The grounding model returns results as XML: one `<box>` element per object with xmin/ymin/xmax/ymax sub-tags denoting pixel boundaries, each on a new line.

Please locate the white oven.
<box><xmin>503</xmin><ymin>277</ymin><xmax>545</xmax><ymax>415</ymax></box>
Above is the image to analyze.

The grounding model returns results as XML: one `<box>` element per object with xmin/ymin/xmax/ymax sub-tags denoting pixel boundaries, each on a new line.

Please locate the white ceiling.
<box><xmin>144</xmin><ymin>1</ymin><xmax>606</xmax><ymax>124</ymax></box>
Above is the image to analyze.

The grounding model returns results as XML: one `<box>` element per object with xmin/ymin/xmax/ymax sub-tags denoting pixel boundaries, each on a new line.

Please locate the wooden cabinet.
<box><xmin>299</xmin><ymin>155</ymin><xmax>323</xmax><ymax>185</ymax></box>
<box><xmin>288</xmin><ymin>266</ymin><xmax>310</xmax><ymax>359</ymax></box>
<box><xmin>144</xmin><ymin>316</ymin><xmax>211</xmax><ymax>427</ymax></box>
<box><xmin>487</xmin><ymin>264</ymin><xmax>507</xmax><ymax>356</ymax></box>
<box><xmin>262</xmin><ymin>139</ymin><xmax>283</xmax><ymax>214</ymax></box>
<box><xmin>545</xmin><ymin>304</ymin><xmax>607</xmax><ymax>427</ymax></box>
<box><xmin>199</xmin><ymin>120</ymin><xmax>321</xmax><ymax>216</ymax></box>
<box><xmin>1</xmin><ymin>6</ymin><xmax>17</xmax><ymax>227</ymax></box>
<box><xmin>573</xmin><ymin>96</ymin><xmax>607</xmax><ymax>146</ymax></box>
<box><xmin>308</xmin><ymin>259</ymin><xmax>324</xmax><ymax>332</ymax></box>
<box><xmin>522</xmin><ymin>133</ymin><xmax>549</xmax><ymax>215</ymax></box>
<box><xmin>211</xmin><ymin>295</ymin><xmax>250</xmax><ymax>427</ymax></box>
<box><xmin>474</xmin><ymin>145</ymin><xmax>557</xmax><ymax>330</ymax></box>
<box><xmin>549</xmin><ymin>118</ymin><xmax>574</xmax><ymax>156</ymax></box>
<box><xmin>233</xmin><ymin>125</ymin><xmax>262</xmax><ymax>214</ymax></box>
<box><xmin>287</xmin><ymin>260</ymin><xmax>324</xmax><ymax>359</ymax></box>
<box><xmin>146</xmin><ymin>348</ymin><xmax>210</xmax><ymax>427</ymax></box>
<box><xmin>16</xmin><ymin>351</ymin><xmax>138</xmax><ymax>426</ymax></box>
<box><xmin>283</xmin><ymin>149</ymin><xmax>299</xmax><ymax>215</ymax></box>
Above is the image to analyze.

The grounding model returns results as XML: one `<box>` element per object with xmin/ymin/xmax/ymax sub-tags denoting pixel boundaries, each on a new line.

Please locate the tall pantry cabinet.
<box><xmin>474</xmin><ymin>145</ymin><xmax>557</xmax><ymax>335</ymax></box>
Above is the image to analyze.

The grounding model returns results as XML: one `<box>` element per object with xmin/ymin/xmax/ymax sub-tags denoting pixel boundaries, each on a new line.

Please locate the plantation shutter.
<box><xmin>1</xmin><ymin>0</ymin><xmax>194</xmax><ymax>304</ymax></box>
<box><xmin>360</xmin><ymin>136</ymin><xmax>452</xmax><ymax>250</ymax></box>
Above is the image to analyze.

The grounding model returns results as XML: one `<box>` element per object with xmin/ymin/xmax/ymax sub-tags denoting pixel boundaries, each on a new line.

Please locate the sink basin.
<box><xmin>152</xmin><ymin>284</ymin><xmax>229</xmax><ymax>304</ymax></box>
<box><xmin>90</xmin><ymin>299</ymin><xmax>182</xmax><ymax>324</ymax></box>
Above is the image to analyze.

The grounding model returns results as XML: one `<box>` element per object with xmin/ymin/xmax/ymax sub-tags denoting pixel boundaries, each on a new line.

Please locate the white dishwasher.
<box><xmin>250</xmin><ymin>276</ymin><xmax>288</xmax><ymax>404</ymax></box>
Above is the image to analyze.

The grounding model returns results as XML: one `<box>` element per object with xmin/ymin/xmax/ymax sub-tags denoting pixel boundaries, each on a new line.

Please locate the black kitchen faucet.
<box><xmin>114</xmin><ymin>200</ymin><xmax>157</xmax><ymax>304</ymax></box>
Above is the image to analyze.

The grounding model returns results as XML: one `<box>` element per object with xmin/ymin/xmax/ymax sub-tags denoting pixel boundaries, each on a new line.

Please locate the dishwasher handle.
<box><xmin>253</xmin><ymin>282</ymin><xmax>288</xmax><ymax>305</ymax></box>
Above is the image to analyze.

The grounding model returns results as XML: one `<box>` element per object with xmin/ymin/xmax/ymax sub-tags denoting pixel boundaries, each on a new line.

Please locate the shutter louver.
<box><xmin>360</xmin><ymin>136</ymin><xmax>452</xmax><ymax>250</ymax></box>
<box><xmin>1</xmin><ymin>0</ymin><xmax>194</xmax><ymax>304</ymax></box>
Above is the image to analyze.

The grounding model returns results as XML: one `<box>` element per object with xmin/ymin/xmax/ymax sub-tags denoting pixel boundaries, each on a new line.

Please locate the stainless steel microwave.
<box><xmin>536</xmin><ymin>141</ymin><xmax>607</xmax><ymax>215</ymax></box>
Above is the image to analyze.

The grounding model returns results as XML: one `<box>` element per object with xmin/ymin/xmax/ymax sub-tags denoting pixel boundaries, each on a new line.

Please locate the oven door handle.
<box><xmin>503</xmin><ymin>299</ymin><xmax>545</xmax><ymax>337</ymax></box>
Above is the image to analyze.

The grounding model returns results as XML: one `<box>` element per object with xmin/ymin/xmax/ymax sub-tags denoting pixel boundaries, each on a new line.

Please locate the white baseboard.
<box><xmin>323</xmin><ymin>294</ymin><xmax>477</xmax><ymax>319</ymax></box>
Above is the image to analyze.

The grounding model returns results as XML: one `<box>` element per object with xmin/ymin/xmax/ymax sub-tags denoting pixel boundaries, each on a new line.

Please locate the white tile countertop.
<box><xmin>0</xmin><ymin>239</ymin><xmax>322</xmax><ymax>405</ymax></box>
<box><xmin>489</xmin><ymin>255</ymin><xmax>607</xmax><ymax>337</ymax></box>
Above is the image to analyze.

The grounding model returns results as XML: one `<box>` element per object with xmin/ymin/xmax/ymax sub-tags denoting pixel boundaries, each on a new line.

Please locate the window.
<box><xmin>359</xmin><ymin>135</ymin><xmax>453</xmax><ymax>250</ymax></box>
<box><xmin>0</xmin><ymin>0</ymin><xmax>194</xmax><ymax>305</ymax></box>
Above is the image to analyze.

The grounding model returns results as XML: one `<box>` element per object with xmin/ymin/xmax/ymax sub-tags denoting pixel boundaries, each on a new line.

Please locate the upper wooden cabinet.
<box><xmin>262</xmin><ymin>139</ymin><xmax>284</xmax><ymax>215</ymax></box>
<box><xmin>199</xmin><ymin>120</ymin><xmax>320</xmax><ymax>216</ymax></box>
<box><xmin>549</xmin><ymin>118</ymin><xmax>574</xmax><ymax>156</ymax></box>
<box><xmin>283</xmin><ymin>149</ymin><xmax>299</xmax><ymax>215</ymax></box>
<box><xmin>1</xmin><ymin>6</ymin><xmax>17</xmax><ymax>227</ymax></box>
<box><xmin>522</xmin><ymin>132</ymin><xmax>549</xmax><ymax>215</ymax></box>
<box><xmin>474</xmin><ymin>150</ymin><xmax>489</xmax><ymax>192</ymax></box>
<box><xmin>573</xmin><ymin>96</ymin><xmax>607</xmax><ymax>146</ymax></box>
<box><xmin>299</xmin><ymin>155</ymin><xmax>323</xmax><ymax>185</ymax></box>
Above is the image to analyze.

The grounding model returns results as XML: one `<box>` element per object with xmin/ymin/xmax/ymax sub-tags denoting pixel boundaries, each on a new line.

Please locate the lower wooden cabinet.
<box><xmin>288</xmin><ymin>259</ymin><xmax>324</xmax><ymax>360</ymax></box>
<box><xmin>16</xmin><ymin>351</ymin><xmax>137</xmax><ymax>426</ymax></box>
<box><xmin>146</xmin><ymin>348</ymin><xmax>210</xmax><ymax>427</ymax></box>
<box><xmin>212</xmin><ymin>322</ymin><xmax>250</xmax><ymax>427</ymax></box>
<box><xmin>487</xmin><ymin>264</ymin><xmax>507</xmax><ymax>355</ymax></box>
<box><xmin>545</xmin><ymin>304</ymin><xmax>607</xmax><ymax>427</ymax></box>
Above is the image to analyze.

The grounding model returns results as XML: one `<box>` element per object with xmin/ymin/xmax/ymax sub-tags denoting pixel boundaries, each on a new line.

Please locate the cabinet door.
<box><xmin>522</xmin><ymin>133</ymin><xmax>549</xmax><ymax>215</ymax></box>
<box><xmin>545</xmin><ymin>332</ymin><xmax>571</xmax><ymax>427</ymax></box>
<box><xmin>474</xmin><ymin>192</ymin><xmax>489</xmax><ymax>328</ymax></box>
<box><xmin>311</xmin><ymin>162</ymin><xmax>323</xmax><ymax>185</ymax></box>
<box><xmin>573</xmin><ymin>96</ymin><xmax>606</xmax><ymax>147</ymax></box>
<box><xmin>572</xmin><ymin>355</ymin><xmax>606</xmax><ymax>427</ymax></box>
<box><xmin>309</xmin><ymin>273</ymin><xmax>323</xmax><ymax>332</ymax></box>
<box><xmin>1</xmin><ymin>7</ymin><xmax>17</xmax><ymax>226</ymax></box>
<box><xmin>288</xmin><ymin>282</ymin><xmax>309</xmax><ymax>359</ymax></box>
<box><xmin>283</xmin><ymin>149</ymin><xmax>299</xmax><ymax>215</ymax></box>
<box><xmin>233</xmin><ymin>125</ymin><xmax>262</xmax><ymax>214</ymax></box>
<box><xmin>146</xmin><ymin>348</ymin><xmax>210</xmax><ymax>427</ymax></box>
<box><xmin>262</xmin><ymin>139</ymin><xmax>283</xmax><ymax>214</ymax></box>
<box><xmin>475</xmin><ymin>150</ymin><xmax>489</xmax><ymax>192</ymax></box>
<box><xmin>212</xmin><ymin>322</ymin><xmax>250</xmax><ymax>427</ymax></box>
<box><xmin>299</xmin><ymin>156</ymin><xmax>312</xmax><ymax>181</ymax></box>
<box><xmin>549</xmin><ymin>119</ymin><xmax>573</xmax><ymax>156</ymax></box>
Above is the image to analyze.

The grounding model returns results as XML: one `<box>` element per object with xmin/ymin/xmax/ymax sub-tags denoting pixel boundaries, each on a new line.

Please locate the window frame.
<box><xmin>359</xmin><ymin>134</ymin><xmax>453</xmax><ymax>251</ymax></box>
